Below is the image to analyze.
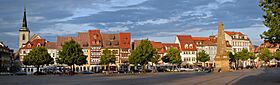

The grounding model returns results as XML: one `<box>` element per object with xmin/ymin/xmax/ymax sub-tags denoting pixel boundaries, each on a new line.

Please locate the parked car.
<box><xmin>180</xmin><ymin>68</ymin><xmax>194</xmax><ymax>72</ymax></box>
<box><xmin>193</xmin><ymin>67</ymin><xmax>203</xmax><ymax>72</ymax></box>
<box><xmin>15</xmin><ymin>72</ymin><xmax>27</xmax><ymax>75</ymax></box>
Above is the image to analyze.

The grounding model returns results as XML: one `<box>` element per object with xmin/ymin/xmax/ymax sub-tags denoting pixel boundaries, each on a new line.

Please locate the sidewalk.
<box><xmin>160</xmin><ymin>69</ymin><xmax>264</xmax><ymax>85</ymax></box>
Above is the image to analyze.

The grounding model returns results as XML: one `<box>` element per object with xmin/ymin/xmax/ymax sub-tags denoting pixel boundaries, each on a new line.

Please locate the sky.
<box><xmin>0</xmin><ymin>0</ymin><xmax>267</xmax><ymax>50</ymax></box>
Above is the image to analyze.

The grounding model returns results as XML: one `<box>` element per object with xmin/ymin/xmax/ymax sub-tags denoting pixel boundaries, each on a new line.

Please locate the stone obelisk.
<box><xmin>214</xmin><ymin>22</ymin><xmax>230</xmax><ymax>72</ymax></box>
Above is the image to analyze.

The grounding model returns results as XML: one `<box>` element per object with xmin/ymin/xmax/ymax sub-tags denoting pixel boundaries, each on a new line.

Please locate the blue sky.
<box><xmin>0</xmin><ymin>0</ymin><xmax>267</xmax><ymax>49</ymax></box>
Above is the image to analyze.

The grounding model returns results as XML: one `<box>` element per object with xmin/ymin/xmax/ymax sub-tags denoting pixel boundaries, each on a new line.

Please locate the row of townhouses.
<box><xmin>17</xmin><ymin>8</ymin><xmax>255</xmax><ymax>73</ymax></box>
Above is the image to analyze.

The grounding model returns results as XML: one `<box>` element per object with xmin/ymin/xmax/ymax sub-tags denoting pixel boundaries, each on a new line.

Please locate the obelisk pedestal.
<box><xmin>214</xmin><ymin>22</ymin><xmax>230</xmax><ymax>72</ymax></box>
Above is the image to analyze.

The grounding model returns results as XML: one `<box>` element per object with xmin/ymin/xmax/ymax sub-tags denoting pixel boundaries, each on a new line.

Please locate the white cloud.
<box><xmin>3</xmin><ymin>32</ymin><xmax>18</xmax><ymax>36</ymax></box>
<box><xmin>136</xmin><ymin>16</ymin><xmax>181</xmax><ymax>25</ymax></box>
<box><xmin>37</xmin><ymin>23</ymin><xmax>94</xmax><ymax>36</ymax></box>
<box><xmin>28</xmin><ymin>16</ymin><xmax>45</xmax><ymax>22</ymax></box>
<box><xmin>102</xmin><ymin>25</ymin><xmax>129</xmax><ymax>33</ymax></box>
<box><xmin>249</xmin><ymin>18</ymin><xmax>263</xmax><ymax>21</ymax></box>
<box><xmin>182</xmin><ymin>0</ymin><xmax>236</xmax><ymax>20</ymax></box>
<box><xmin>59</xmin><ymin>0</ymin><xmax>150</xmax><ymax>21</ymax></box>
<box><xmin>216</xmin><ymin>0</ymin><xmax>235</xmax><ymax>4</ymax></box>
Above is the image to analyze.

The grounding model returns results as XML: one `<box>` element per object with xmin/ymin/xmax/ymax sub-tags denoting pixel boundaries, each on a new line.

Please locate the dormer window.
<box><xmin>37</xmin><ymin>43</ymin><xmax>41</xmax><ymax>47</ymax></box>
<box><xmin>185</xmin><ymin>44</ymin><xmax>188</xmax><ymax>49</ymax></box>
<box><xmin>190</xmin><ymin>44</ymin><xmax>193</xmax><ymax>49</ymax></box>
<box><xmin>28</xmin><ymin>44</ymin><xmax>31</xmax><ymax>47</ymax></box>
<box><xmin>93</xmin><ymin>35</ymin><xmax>97</xmax><ymax>39</ymax></box>
<box><xmin>96</xmin><ymin>41</ymin><xmax>99</xmax><ymax>44</ymax></box>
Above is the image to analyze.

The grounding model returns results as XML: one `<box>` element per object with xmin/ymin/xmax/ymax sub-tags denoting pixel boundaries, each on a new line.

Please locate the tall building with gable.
<box><xmin>175</xmin><ymin>35</ymin><xmax>197</xmax><ymax>66</ymax></box>
<box><xmin>224</xmin><ymin>31</ymin><xmax>254</xmax><ymax>53</ymax></box>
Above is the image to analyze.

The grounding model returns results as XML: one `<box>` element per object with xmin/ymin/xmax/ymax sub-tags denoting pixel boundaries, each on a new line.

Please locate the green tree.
<box><xmin>23</xmin><ymin>46</ymin><xmax>53</xmax><ymax>73</ymax></box>
<box><xmin>151</xmin><ymin>51</ymin><xmax>160</xmax><ymax>72</ymax></box>
<box><xmin>274</xmin><ymin>50</ymin><xmax>280</xmax><ymax>67</ymax></box>
<box><xmin>258</xmin><ymin>48</ymin><xmax>273</xmax><ymax>65</ymax></box>
<box><xmin>100</xmin><ymin>48</ymin><xmax>116</xmax><ymax>71</ymax></box>
<box><xmin>56</xmin><ymin>40</ymin><xmax>87</xmax><ymax>72</ymax></box>
<box><xmin>259</xmin><ymin>0</ymin><xmax>280</xmax><ymax>44</ymax></box>
<box><xmin>236</xmin><ymin>49</ymin><xmax>253</xmax><ymax>61</ymax></box>
<box><xmin>129</xmin><ymin>39</ymin><xmax>156</xmax><ymax>72</ymax></box>
<box><xmin>228</xmin><ymin>52</ymin><xmax>238</xmax><ymax>69</ymax></box>
<box><xmin>162</xmin><ymin>47</ymin><xmax>182</xmax><ymax>71</ymax></box>
<box><xmin>274</xmin><ymin>50</ymin><xmax>280</xmax><ymax>60</ymax></box>
<box><xmin>197</xmin><ymin>50</ymin><xmax>210</xmax><ymax>67</ymax></box>
<box><xmin>235</xmin><ymin>49</ymin><xmax>254</xmax><ymax>68</ymax></box>
<box><xmin>228</xmin><ymin>52</ymin><xmax>237</xmax><ymax>63</ymax></box>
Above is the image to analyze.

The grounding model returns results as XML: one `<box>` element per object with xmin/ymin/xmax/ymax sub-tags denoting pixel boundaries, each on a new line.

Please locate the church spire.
<box><xmin>19</xmin><ymin>6</ymin><xmax>29</xmax><ymax>31</ymax></box>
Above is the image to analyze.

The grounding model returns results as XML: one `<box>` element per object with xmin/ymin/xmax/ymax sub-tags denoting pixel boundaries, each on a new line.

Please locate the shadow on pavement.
<box><xmin>233</xmin><ymin>68</ymin><xmax>280</xmax><ymax>85</ymax></box>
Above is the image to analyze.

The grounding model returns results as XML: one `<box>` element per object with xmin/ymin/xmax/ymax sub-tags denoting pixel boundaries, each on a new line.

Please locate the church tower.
<box><xmin>19</xmin><ymin>7</ymin><xmax>30</xmax><ymax>48</ymax></box>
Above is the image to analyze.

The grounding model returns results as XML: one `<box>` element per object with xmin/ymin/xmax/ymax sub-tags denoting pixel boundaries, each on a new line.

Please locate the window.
<box><xmin>22</xmin><ymin>34</ymin><xmax>25</xmax><ymax>40</ymax></box>
<box><xmin>37</xmin><ymin>43</ymin><xmax>41</xmax><ymax>47</ymax></box>
<box><xmin>185</xmin><ymin>44</ymin><xmax>188</xmax><ymax>49</ymax></box>
<box><xmin>190</xmin><ymin>44</ymin><xmax>193</xmax><ymax>48</ymax></box>
<box><xmin>93</xmin><ymin>35</ymin><xmax>97</xmax><ymax>39</ymax></box>
<box><xmin>28</xmin><ymin>44</ymin><xmax>31</xmax><ymax>47</ymax></box>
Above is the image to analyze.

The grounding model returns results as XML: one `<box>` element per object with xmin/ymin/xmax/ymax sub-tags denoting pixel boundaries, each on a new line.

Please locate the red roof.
<box><xmin>102</xmin><ymin>33</ymin><xmax>120</xmax><ymax>48</ymax></box>
<box><xmin>119</xmin><ymin>32</ymin><xmax>131</xmax><ymax>49</ymax></box>
<box><xmin>132</xmin><ymin>40</ymin><xmax>164</xmax><ymax>54</ymax></box>
<box><xmin>46</xmin><ymin>42</ymin><xmax>57</xmax><ymax>49</ymax></box>
<box><xmin>88</xmin><ymin>30</ymin><xmax>102</xmax><ymax>46</ymax></box>
<box><xmin>77</xmin><ymin>32</ymin><xmax>89</xmax><ymax>48</ymax></box>
<box><xmin>193</xmin><ymin>37</ymin><xmax>216</xmax><ymax>46</ymax></box>
<box><xmin>192</xmin><ymin>37</ymin><xmax>209</xmax><ymax>41</ymax></box>
<box><xmin>255</xmin><ymin>41</ymin><xmax>280</xmax><ymax>53</ymax></box>
<box><xmin>57</xmin><ymin>36</ymin><xmax>77</xmax><ymax>49</ymax></box>
<box><xmin>176</xmin><ymin>35</ymin><xmax>197</xmax><ymax>51</ymax></box>
<box><xmin>225</xmin><ymin>31</ymin><xmax>244</xmax><ymax>36</ymax></box>
<box><xmin>22</xmin><ymin>39</ymin><xmax>46</xmax><ymax>49</ymax></box>
<box><xmin>162</xmin><ymin>43</ymin><xmax>180</xmax><ymax>53</ymax></box>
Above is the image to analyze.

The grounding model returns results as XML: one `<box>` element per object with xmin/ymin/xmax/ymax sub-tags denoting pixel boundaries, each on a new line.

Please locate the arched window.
<box><xmin>184</xmin><ymin>44</ymin><xmax>188</xmax><ymax>49</ymax></box>
<box><xmin>22</xmin><ymin>34</ymin><xmax>26</xmax><ymax>40</ymax></box>
<box><xmin>189</xmin><ymin>44</ymin><xmax>193</xmax><ymax>48</ymax></box>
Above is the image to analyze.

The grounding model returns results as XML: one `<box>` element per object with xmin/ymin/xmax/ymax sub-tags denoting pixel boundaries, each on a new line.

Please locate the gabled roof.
<box><xmin>225</xmin><ymin>31</ymin><xmax>244</xmax><ymax>36</ymax></box>
<box><xmin>21</xmin><ymin>39</ymin><xmax>46</xmax><ymax>49</ymax></box>
<box><xmin>46</xmin><ymin>42</ymin><xmax>57</xmax><ymax>49</ymax></box>
<box><xmin>162</xmin><ymin>43</ymin><xmax>180</xmax><ymax>53</ymax></box>
<box><xmin>88</xmin><ymin>30</ymin><xmax>102</xmax><ymax>46</ymax></box>
<box><xmin>132</xmin><ymin>40</ymin><xmax>165</xmax><ymax>54</ymax></box>
<box><xmin>192</xmin><ymin>37</ymin><xmax>209</xmax><ymax>41</ymax></box>
<box><xmin>30</xmin><ymin>34</ymin><xmax>41</xmax><ymax>41</ymax></box>
<box><xmin>77</xmin><ymin>32</ymin><xmax>89</xmax><ymax>48</ymax></box>
<box><xmin>176</xmin><ymin>35</ymin><xmax>197</xmax><ymax>51</ymax></box>
<box><xmin>102</xmin><ymin>33</ymin><xmax>120</xmax><ymax>48</ymax></box>
<box><xmin>119</xmin><ymin>32</ymin><xmax>131</xmax><ymax>49</ymax></box>
<box><xmin>193</xmin><ymin>37</ymin><xmax>216</xmax><ymax>46</ymax></box>
<box><xmin>57</xmin><ymin>36</ymin><xmax>77</xmax><ymax>49</ymax></box>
